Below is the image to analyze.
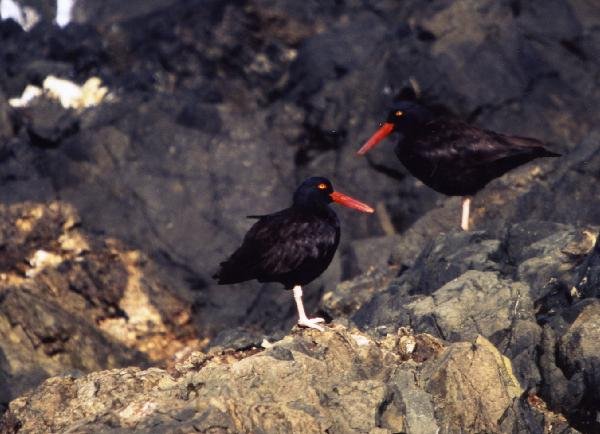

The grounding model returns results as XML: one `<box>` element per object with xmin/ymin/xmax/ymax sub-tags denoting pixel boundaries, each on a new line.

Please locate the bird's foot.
<box><xmin>298</xmin><ymin>317</ymin><xmax>325</xmax><ymax>331</ymax></box>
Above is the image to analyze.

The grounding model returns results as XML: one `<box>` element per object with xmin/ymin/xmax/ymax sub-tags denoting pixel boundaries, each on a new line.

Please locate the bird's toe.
<box><xmin>298</xmin><ymin>318</ymin><xmax>325</xmax><ymax>331</ymax></box>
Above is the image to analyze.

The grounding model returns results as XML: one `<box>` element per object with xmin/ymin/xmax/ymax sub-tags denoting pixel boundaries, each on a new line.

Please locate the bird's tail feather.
<box><xmin>507</xmin><ymin>135</ymin><xmax>561</xmax><ymax>157</ymax></box>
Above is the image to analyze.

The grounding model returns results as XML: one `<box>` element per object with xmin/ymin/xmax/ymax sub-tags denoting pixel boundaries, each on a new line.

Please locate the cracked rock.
<box><xmin>0</xmin><ymin>326</ymin><xmax>555</xmax><ymax>434</ymax></box>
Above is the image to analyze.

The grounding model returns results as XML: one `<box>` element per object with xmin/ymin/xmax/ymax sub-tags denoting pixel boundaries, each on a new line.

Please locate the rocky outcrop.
<box><xmin>1</xmin><ymin>1</ymin><xmax>600</xmax><ymax>432</ymax></box>
<box><xmin>1</xmin><ymin>0</ymin><xmax>599</xmax><ymax>337</ymax></box>
<box><xmin>0</xmin><ymin>202</ymin><xmax>200</xmax><ymax>411</ymax></box>
<box><xmin>324</xmin><ymin>221</ymin><xmax>598</xmax><ymax>431</ymax></box>
<box><xmin>0</xmin><ymin>326</ymin><xmax>574</xmax><ymax>434</ymax></box>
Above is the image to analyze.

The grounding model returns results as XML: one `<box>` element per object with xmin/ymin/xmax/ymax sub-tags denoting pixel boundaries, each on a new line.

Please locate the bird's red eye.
<box><xmin>395</xmin><ymin>110</ymin><xmax>404</xmax><ymax>117</ymax></box>
<box><xmin>317</xmin><ymin>183</ymin><xmax>327</xmax><ymax>190</ymax></box>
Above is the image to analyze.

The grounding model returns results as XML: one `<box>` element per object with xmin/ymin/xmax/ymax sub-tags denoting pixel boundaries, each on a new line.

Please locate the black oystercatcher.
<box><xmin>357</xmin><ymin>101</ymin><xmax>560</xmax><ymax>230</ymax></box>
<box><xmin>214</xmin><ymin>177</ymin><xmax>374</xmax><ymax>331</ymax></box>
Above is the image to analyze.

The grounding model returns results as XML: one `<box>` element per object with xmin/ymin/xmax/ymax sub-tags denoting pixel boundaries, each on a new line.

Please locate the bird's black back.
<box><xmin>213</xmin><ymin>207</ymin><xmax>340</xmax><ymax>289</ymax></box>
<box><xmin>395</xmin><ymin>119</ymin><xmax>560</xmax><ymax>196</ymax></box>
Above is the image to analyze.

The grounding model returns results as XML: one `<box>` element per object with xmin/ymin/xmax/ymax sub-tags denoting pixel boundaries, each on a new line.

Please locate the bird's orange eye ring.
<box><xmin>317</xmin><ymin>183</ymin><xmax>327</xmax><ymax>190</ymax></box>
<box><xmin>395</xmin><ymin>110</ymin><xmax>404</xmax><ymax>117</ymax></box>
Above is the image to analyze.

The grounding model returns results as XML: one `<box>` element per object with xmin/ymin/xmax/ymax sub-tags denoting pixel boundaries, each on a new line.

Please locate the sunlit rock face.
<box><xmin>0</xmin><ymin>202</ymin><xmax>201</xmax><ymax>411</ymax></box>
<box><xmin>2</xmin><ymin>327</ymin><xmax>571</xmax><ymax>434</ymax></box>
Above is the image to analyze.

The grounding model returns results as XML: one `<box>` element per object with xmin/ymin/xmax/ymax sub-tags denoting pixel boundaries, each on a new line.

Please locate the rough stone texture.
<box><xmin>422</xmin><ymin>336</ymin><xmax>522</xmax><ymax>433</ymax></box>
<box><xmin>407</xmin><ymin>270</ymin><xmax>533</xmax><ymax>342</ymax></box>
<box><xmin>0</xmin><ymin>202</ymin><xmax>199</xmax><ymax>411</ymax></box>
<box><xmin>573</xmin><ymin>232</ymin><xmax>600</xmax><ymax>299</ymax></box>
<box><xmin>1</xmin><ymin>0</ymin><xmax>599</xmax><ymax>338</ymax></box>
<box><xmin>557</xmin><ymin>301</ymin><xmax>600</xmax><ymax>433</ymax></box>
<box><xmin>0</xmin><ymin>327</ymin><xmax>570</xmax><ymax>434</ymax></box>
<box><xmin>0</xmin><ymin>1</ymin><xmax>599</xmax><ymax>432</ymax></box>
<box><xmin>344</xmin><ymin>221</ymin><xmax>598</xmax><ymax>431</ymax></box>
<box><xmin>0</xmin><ymin>92</ymin><xmax>12</xmax><ymax>140</ymax></box>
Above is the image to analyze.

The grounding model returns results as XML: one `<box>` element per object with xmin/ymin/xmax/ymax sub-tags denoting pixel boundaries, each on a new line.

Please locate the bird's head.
<box><xmin>293</xmin><ymin>177</ymin><xmax>374</xmax><ymax>213</ymax></box>
<box><xmin>357</xmin><ymin>102</ymin><xmax>433</xmax><ymax>155</ymax></box>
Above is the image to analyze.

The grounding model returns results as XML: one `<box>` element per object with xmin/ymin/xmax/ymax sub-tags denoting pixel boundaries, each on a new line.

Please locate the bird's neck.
<box><xmin>292</xmin><ymin>202</ymin><xmax>333</xmax><ymax>218</ymax></box>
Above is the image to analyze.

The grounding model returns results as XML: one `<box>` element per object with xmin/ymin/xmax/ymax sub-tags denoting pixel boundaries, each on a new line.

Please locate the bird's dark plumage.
<box><xmin>359</xmin><ymin>101</ymin><xmax>560</xmax><ymax>196</ymax></box>
<box><xmin>213</xmin><ymin>206</ymin><xmax>340</xmax><ymax>289</ymax></box>
<box><xmin>213</xmin><ymin>177</ymin><xmax>372</xmax><ymax>290</ymax></box>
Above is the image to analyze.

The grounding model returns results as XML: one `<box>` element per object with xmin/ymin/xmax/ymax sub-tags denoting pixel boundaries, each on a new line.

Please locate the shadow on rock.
<box><xmin>0</xmin><ymin>201</ymin><xmax>200</xmax><ymax>410</ymax></box>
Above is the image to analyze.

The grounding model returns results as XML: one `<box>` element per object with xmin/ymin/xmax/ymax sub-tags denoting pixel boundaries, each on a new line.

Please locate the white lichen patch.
<box><xmin>8</xmin><ymin>85</ymin><xmax>42</xmax><ymax>108</ymax></box>
<box><xmin>351</xmin><ymin>334</ymin><xmax>371</xmax><ymax>347</ymax></box>
<box><xmin>261</xmin><ymin>338</ymin><xmax>273</xmax><ymax>349</ymax></box>
<box><xmin>9</xmin><ymin>76</ymin><xmax>109</xmax><ymax>110</ymax></box>
<box><xmin>26</xmin><ymin>250</ymin><xmax>63</xmax><ymax>277</ymax></box>
<box><xmin>398</xmin><ymin>335</ymin><xmax>416</xmax><ymax>355</ymax></box>
<box><xmin>44</xmin><ymin>76</ymin><xmax>109</xmax><ymax>109</ymax></box>
<box><xmin>118</xmin><ymin>401</ymin><xmax>158</xmax><ymax>427</ymax></box>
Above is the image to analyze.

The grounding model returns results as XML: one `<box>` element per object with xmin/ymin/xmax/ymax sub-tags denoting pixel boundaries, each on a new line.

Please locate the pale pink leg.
<box><xmin>292</xmin><ymin>285</ymin><xmax>325</xmax><ymax>331</ymax></box>
<box><xmin>461</xmin><ymin>197</ymin><xmax>471</xmax><ymax>231</ymax></box>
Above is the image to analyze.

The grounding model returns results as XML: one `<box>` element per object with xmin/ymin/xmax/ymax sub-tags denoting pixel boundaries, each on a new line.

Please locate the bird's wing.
<box><xmin>215</xmin><ymin>210</ymin><xmax>338</xmax><ymax>282</ymax></box>
<box><xmin>248</xmin><ymin>211</ymin><xmax>338</xmax><ymax>276</ymax></box>
<box><xmin>419</xmin><ymin>120</ymin><xmax>553</xmax><ymax>168</ymax></box>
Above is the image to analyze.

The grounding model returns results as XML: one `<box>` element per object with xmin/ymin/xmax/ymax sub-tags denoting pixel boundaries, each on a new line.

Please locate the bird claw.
<box><xmin>298</xmin><ymin>317</ymin><xmax>326</xmax><ymax>331</ymax></box>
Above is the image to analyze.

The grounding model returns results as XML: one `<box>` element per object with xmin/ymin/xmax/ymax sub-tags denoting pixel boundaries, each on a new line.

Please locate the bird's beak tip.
<box><xmin>357</xmin><ymin>122</ymin><xmax>395</xmax><ymax>155</ymax></box>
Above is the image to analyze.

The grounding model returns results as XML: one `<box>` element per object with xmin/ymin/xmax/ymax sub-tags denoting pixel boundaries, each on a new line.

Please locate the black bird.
<box><xmin>214</xmin><ymin>177</ymin><xmax>374</xmax><ymax>331</ymax></box>
<box><xmin>357</xmin><ymin>101</ymin><xmax>560</xmax><ymax>230</ymax></box>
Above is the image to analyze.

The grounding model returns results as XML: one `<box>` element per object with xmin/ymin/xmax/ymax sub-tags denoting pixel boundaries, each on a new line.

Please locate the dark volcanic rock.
<box><xmin>573</xmin><ymin>233</ymin><xmax>600</xmax><ymax>299</ymax></box>
<box><xmin>343</xmin><ymin>221</ymin><xmax>599</xmax><ymax>431</ymax></box>
<box><xmin>557</xmin><ymin>301</ymin><xmax>600</xmax><ymax>433</ymax></box>
<box><xmin>0</xmin><ymin>1</ymin><xmax>600</xmax><ymax>431</ymax></box>
<box><xmin>1</xmin><ymin>0</ymin><xmax>599</xmax><ymax>340</ymax></box>
<box><xmin>21</xmin><ymin>99</ymin><xmax>79</xmax><ymax>148</ymax></box>
<box><xmin>0</xmin><ymin>92</ymin><xmax>12</xmax><ymax>141</ymax></box>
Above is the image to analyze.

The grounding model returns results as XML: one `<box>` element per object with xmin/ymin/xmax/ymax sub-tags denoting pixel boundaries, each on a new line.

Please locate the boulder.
<box><xmin>557</xmin><ymin>301</ymin><xmax>600</xmax><ymax>433</ymax></box>
<box><xmin>0</xmin><ymin>327</ymin><xmax>565</xmax><ymax>433</ymax></box>
<box><xmin>0</xmin><ymin>201</ymin><xmax>199</xmax><ymax>410</ymax></box>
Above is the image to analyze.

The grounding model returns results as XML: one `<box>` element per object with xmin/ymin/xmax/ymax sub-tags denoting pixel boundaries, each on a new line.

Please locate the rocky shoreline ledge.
<box><xmin>1</xmin><ymin>200</ymin><xmax>598</xmax><ymax>432</ymax></box>
<box><xmin>0</xmin><ymin>325</ymin><xmax>574</xmax><ymax>433</ymax></box>
<box><xmin>1</xmin><ymin>0</ymin><xmax>600</xmax><ymax>432</ymax></box>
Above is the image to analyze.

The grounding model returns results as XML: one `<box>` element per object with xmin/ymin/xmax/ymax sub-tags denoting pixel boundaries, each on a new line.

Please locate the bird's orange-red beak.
<box><xmin>330</xmin><ymin>191</ymin><xmax>374</xmax><ymax>213</ymax></box>
<box><xmin>356</xmin><ymin>122</ymin><xmax>395</xmax><ymax>155</ymax></box>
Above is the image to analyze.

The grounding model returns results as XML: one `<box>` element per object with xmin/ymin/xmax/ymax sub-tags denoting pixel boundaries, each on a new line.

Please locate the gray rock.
<box><xmin>0</xmin><ymin>92</ymin><xmax>12</xmax><ymax>141</ymax></box>
<box><xmin>407</xmin><ymin>270</ymin><xmax>533</xmax><ymax>342</ymax></box>
<box><xmin>345</xmin><ymin>234</ymin><xmax>403</xmax><ymax>277</ymax></box>
<box><xmin>350</xmin><ymin>220</ymin><xmax>600</xmax><ymax>430</ymax></box>
<box><xmin>1</xmin><ymin>0</ymin><xmax>600</xmax><ymax>340</ymax></box>
<box><xmin>21</xmin><ymin>99</ymin><xmax>79</xmax><ymax>148</ymax></box>
<box><xmin>322</xmin><ymin>266</ymin><xmax>398</xmax><ymax>320</ymax></box>
<box><xmin>558</xmin><ymin>300</ymin><xmax>600</xmax><ymax>433</ymax></box>
<box><xmin>573</xmin><ymin>233</ymin><xmax>600</xmax><ymax>299</ymax></box>
<box><xmin>1</xmin><ymin>327</ymin><xmax>558</xmax><ymax>434</ymax></box>
<box><xmin>391</xmin><ymin>369</ymin><xmax>438</xmax><ymax>434</ymax></box>
<box><xmin>411</xmin><ymin>230</ymin><xmax>504</xmax><ymax>296</ymax></box>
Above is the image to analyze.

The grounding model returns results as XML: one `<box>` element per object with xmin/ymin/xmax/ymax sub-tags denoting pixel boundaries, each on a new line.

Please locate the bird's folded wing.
<box><xmin>422</xmin><ymin>120</ymin><xmax>552</xmax><ymax>167</ymax></box>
